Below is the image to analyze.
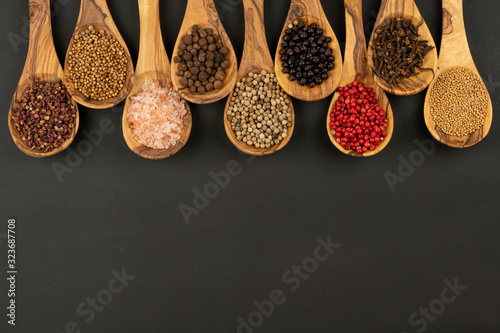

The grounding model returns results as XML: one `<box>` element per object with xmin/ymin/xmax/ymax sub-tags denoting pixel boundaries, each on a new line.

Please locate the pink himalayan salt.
<box><xmin>127</xmin><ymin>79</ymin><xmax>187</xmax><ymax>149</ymax></box>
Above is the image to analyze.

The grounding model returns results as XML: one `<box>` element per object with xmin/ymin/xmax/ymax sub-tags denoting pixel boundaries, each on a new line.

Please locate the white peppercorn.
<box><xmin>227</xmin><ymin>71</ymin><xmax>292</xmax><ymax>148</ymax></box>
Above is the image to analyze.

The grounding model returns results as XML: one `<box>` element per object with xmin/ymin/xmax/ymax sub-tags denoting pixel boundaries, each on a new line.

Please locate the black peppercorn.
<box><xmin>279</xmin><ymin>20</ymin><xmax>336</xmax><ymax>87</ymax></box>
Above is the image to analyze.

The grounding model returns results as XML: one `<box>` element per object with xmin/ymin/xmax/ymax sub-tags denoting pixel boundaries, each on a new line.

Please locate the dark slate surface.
<box><xmin>0</xmin><ymin>0</ymin><xmax>499</xmax><ymax>332</ymax></box>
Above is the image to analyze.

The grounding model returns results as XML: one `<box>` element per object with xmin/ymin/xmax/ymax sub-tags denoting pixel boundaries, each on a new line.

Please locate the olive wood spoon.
<box><xmin>423</xmin><ymin>0</ymin><xmax>492</xmax><ymax>148</ymax></box>
<box><xmin>171</xmin><ymin>0</ymin><xmax>237</xmax><ymax>104</ymax></box>
<box><xmin>8</xmin><ymin>0</ymin><xmax>80</xmax><ymax>158</ymax></box>
<box><xmin>367</xmin><ymin>0</ymin><xmax>438</xmax><ymax>96</ymax></box>
<box><xmin>326</xmin><ymin>0</ymin><xmax>394</xmax><ymax>157</ymax></box>
<box><xmin>64</xmin><ymin>0</ymin><xmax>134</xmax><ymax>109</ymax></box>
<box><xmin>274</xmin><ymin>0</ymin><xmax>343</xmax><ymax>101</ymax></box>
<box><xmin>224</xmin><ymin>0</ymin><xmax>295</xmax><ymax>156</ymax></box>
<box><xmin>122</xmin><ymin>0</ymin><xmax>192</xmax><ymax>160</ymax></box>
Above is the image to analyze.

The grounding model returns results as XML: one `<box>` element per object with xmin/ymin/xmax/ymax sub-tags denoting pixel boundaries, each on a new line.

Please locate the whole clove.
<box><xmin>11</xmin><ymin>78</ymin><xmax>77</xmax><ymax>152</ymax></box>
<box><xmin>370</xmin><ymin>18</ymin><xmax>434</xmax><ymax>84</ymax></box>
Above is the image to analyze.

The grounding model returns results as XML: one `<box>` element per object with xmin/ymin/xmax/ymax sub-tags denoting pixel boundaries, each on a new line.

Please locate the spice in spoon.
<box><xmin>279</xmin><ymin>20</ymin><xmax>335</xmax><ymax>88</ymax></box>
<box><xmin>127</xmin><ymin>79</ymin><xmax>187</xmax><ymax>150</ymax></box>
<box><xmin>11</xmin><ymin>78</ymin><xmax>77</xmax><ymax>152</ymax></box>
<box><xmin>371</xmin><ymin>18</ymin><xmax>434</xmax><ymax>84</ymax></box>
<box><xmin>429</xmin><ymin>67</ymin><xmax>489</xmax><ymax>137</ymax></box>
<box><xmin>227</xmin><ymin>71</ymin><xmax>292</xmax><ymax>149</ymax></box>
<box><xmin>67</xmin><ymin>25</ymin><xmax>129</xmax><ymax>101</ymax></box>
<box><xmin>174</xmin><ymin>25</ymin><xmax>230</xmax><ymax>93</ymax></box>
<box><xmin>329</xmin><ymin>81</ymin><xmax>388</xmax><ymax>155</ymax></box>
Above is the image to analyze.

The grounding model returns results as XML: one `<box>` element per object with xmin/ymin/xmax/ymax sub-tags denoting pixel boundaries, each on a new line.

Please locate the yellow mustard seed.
<box><xmin>429</xmin><ymin>67</ymin><xmax>488</xmax><ymax>137</ymax></box>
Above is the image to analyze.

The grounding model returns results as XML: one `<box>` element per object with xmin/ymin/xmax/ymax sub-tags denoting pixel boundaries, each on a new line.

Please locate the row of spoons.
<box><xmin>8</xmin><ymin>0</ymin><xmax>493</xmax><ymax>160</ymax></box>
<box><xmin>8</xmin><ymin>0</ymin><xmax>237</xmax><ymax>159</ymax></box>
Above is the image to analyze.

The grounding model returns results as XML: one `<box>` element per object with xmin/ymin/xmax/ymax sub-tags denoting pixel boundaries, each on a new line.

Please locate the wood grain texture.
<box><xmin>8</xmin><ymin>0</ymin><xmax>80</xmax><ymax>158</ymax></box>
<box><xmin>224</xmin><ymin>0</ymin><xmax>295</xmax><ymax>156</ymax></box>
<box><xmin>171</xmin><ymin>0</ymin><xmax>237</xmax><ymax>104</ymax></box>
<box><xmin>122</xmin><ymin>0</ymin><xmax>192</xmax><ymax>160</ymax></box>
<box><xmin>274</xmin><ymin>0</ymin><xmax>343</xmax><ymax>101</ymax></box>
<box><xmin>367</xmin><ymin>0</ymin><xmax>438</xmax><ymax>96</ymax></box>
<box><xmin>423</xmin><ymin>0</ymin><xmax>493</xmax><ymax>148</ymax></box>
<box><xmin>326</xmin><ymin>0</ymin><xmax>394</xmax><ymax>157</ymax></box>
<box><xmin>63</xmin><ymin>0</ymin><xmax>134</xmax><ymax>109</ymax></box>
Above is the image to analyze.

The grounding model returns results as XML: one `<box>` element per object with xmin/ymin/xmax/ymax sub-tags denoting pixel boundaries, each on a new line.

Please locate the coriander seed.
<box><xmin>67</xmin><ymin>26</ymin><xmax>129</xmax><ymax>101</ymax></box>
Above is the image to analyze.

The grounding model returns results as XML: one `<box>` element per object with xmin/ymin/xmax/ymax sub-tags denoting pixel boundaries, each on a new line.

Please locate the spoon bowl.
<box><xmin>423</xmin><ymin>0</ymin><xmax>492</xmax><ymax>148</ymax></box>
<box><xmin>8</xmin><ymin>0</ymin><xmax>79</xmax><ymax>158</ymax></box>
<box><xmin>224</xmin><ymin>70</ymin><xmax>295</xmax><ymax>156</ymax></box>
<box><xmin>274</xmin><ymin>0</ymin><xmax>343</xmax><ymax>102</ymax></box>
<box><xmin>64</xmin><ymin>0</ymin><xmax>134</xmax><ymax>109</ymax></box>
<box><xmin>224</xmin><ymin>0</ymin><xmax>294</xmax><ymax>156</ymax></box>
<box><xmin>171</xmin><ymin>0</ymin><xmax>237</xmax><ymax>104</ymax></box>
<box><xmin>327</xmin><ymin>0</ymin><xmax>393</xmax><ymax>157</ymax></box>
<box><xmin>367</xmin><ymin>0</ymin><xmax>438</xmax><ymax>96</ymax></box>
<box><xmin>122</xmin><ymin>74</ymin><xmax>192</xmax><ymax>160</ymax></box>
<box><xmin>122</xmin><ymin>0</ymin><xmax>192</xmax><ymax>160</ymax></box>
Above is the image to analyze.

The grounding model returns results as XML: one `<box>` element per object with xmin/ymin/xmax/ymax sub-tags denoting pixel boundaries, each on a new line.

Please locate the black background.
<box><xmin>1</xmin><ymin>0</ymin><xmax>500</xmax><ymax>332</ymax></box>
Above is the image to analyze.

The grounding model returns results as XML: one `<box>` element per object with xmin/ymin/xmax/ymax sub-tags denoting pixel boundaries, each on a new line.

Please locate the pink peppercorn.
<box><xmin>329</xmin><ymin>81</ymin><xmax>388</xmax><ymax>155</ymax></box>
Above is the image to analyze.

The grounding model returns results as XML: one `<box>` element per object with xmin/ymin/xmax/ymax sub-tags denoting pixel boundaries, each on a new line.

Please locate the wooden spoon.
<box><xmin>171</xmin><ymin>0</ymin><xmax>237</xmax><ymax>104</ymax></box>
<box><xmin>367</xmin><ymin>0</ymin><xmax>438</xmax><ymax>96</ymax></box>
<box><xmin>224</xmin><ymin>0</ymin><xmax>295</xmax><ymax>156</ymax></box>
<box><xmin>326</xmin><ymin>0</ymin><xmax>394</xmax><ymax>157</ymax></box>
<box><xmin>423</xmin><ymin>0</ymin><xmax>493</xmax><ymax>148</ymax></box>
<box><xmin>274</xmin><ymin>0</ymin><xmax>343</xmax><ymax>101</ymax></box>
<box><xmin>122</xmin><ymin>0</ymin><xmax>192</xmax><ymax>160</ymax></box>
<box><xmin>63</xmin><ymin>0</ymin><xmax>134</xmax><ymax>109</ymax></box>
<box><xmin>8</xmin><ymin>0</ymin><xmax>79</xmax><ymax>158</ymax></box>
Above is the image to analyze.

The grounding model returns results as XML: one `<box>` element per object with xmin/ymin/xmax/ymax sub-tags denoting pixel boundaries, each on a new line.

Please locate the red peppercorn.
<box><xmin>330</xmin><ymin>82</ymin><xmax>388</xmax><ymax>154</ymax></box>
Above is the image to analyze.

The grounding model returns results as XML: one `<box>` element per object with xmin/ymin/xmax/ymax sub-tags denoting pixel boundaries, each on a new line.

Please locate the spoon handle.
<box><xmin>440</xmin><ymin>0</ymin><xmax>473</xmax><ymax>65</ymax></box>
<box><xmin>25</xmin><ymin>0</ymin><xmax>61</xmax><ymax>76</ymax></box>
<box><xmin>239</xmin><ymin>0</ymin><xmax>273</xmax><ymax>74</ymax></box>
<box><xmin>185</xmin><ymin>0</ymin><xmax>218</xmax><ymax>21</ymax></box>
<box><xmin>79</xmin><ymin>0</ymin><xmax>112</xmax><ymax>25</ymax></box>
<box><xmin>378</xmin><ymin>0</ymin><xmax>416</xmax><ymax>16</ymax></box>
<box><xmin>289</xmin><ymin>0</ymin><xmax>326</xmax><ymax>21</ymax></box>
<box><xmin>343</xmin><ymin>0</ymin><xmax>368</xmax><ymax>80</ymax></box>
<box><xmin>137</xmin><ymin>0</ymin><xmax>170</xmax><ymax>76</ymax></box>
